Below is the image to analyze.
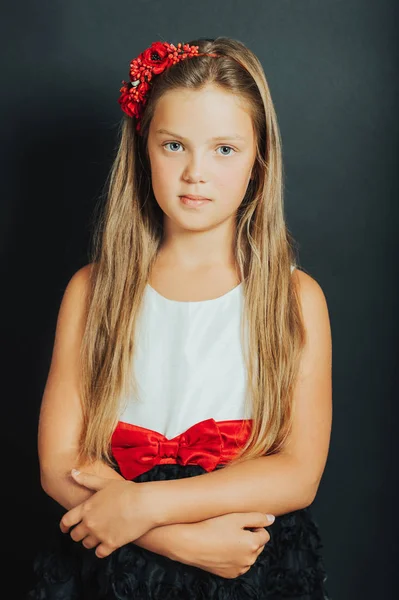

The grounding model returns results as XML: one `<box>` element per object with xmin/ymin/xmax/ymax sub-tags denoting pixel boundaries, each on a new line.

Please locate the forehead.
<box><xmin>151</xmin><ymin>85</ymin><xmax>254</xmax><ymax>142</ymax></box>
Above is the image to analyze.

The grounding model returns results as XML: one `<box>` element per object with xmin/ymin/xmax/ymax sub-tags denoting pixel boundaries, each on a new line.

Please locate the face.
<box><xmin>146</xmin><ymin>84</ymin><xmax>257</xmax><ymax>234</ymax></box>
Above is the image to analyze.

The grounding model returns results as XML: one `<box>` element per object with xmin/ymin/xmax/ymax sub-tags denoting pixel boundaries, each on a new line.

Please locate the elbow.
<box><xmin>39</xmin><ymin>467</ymin><xmax>73</xmax><ymax>511</ymax></box>
<box><xmin>301</xmin><ymin>477</ymin><xmax>321</xmax><ymax>508</ymax></box>
<box><xmin>39</xmin><ymin>460</ymin><xmax>66</xmax><ymax>500</ymax></box>
<box><xmin>302</xmin><ymin>490</ymin><xmax>316</xmax><ymax>509</ymax></box>
<box><xmin>40</xmin><ymin>469</ymin><xmax>56</xmax><ymax>499</ymax></box>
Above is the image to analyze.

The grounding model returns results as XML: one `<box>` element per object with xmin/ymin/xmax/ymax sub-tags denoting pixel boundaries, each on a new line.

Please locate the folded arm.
<box><xmin>145</xmin><ymin>271</ymin><xmax>332</xmax><ymax>527</ymax></box>
<box><xmin>37</xmin><ymin>266</ymin><xmax>202</xmax><ymax>564</ymax></box>
<box><xmin>147</xmin><ymin>452</ymin><xmax>312</xmax><ymax>527</ymax></box>
<box><xmin>41</xmin><ymin>458</ymin><xmax>209</xmax><ymax>563</ymax></box>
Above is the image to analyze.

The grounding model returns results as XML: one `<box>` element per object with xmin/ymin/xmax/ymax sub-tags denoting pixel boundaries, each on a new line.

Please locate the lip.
<box><xmin>180</xmin><ymin>195</ymin><xmax>212</xmax><ymax>208</ymax></box>
<box><xmin>180</xmin><ymin>194</ymin><xmax>211</xmax><ymax>201</ymax></box>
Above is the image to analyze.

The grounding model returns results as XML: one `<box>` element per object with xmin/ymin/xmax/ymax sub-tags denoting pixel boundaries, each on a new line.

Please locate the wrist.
<box><xmin>168</xmin><ymin>522</ymin><xmax>198</xmax><ymax>565</ymax></box>
<box><xmin>164</xmin><ymin>523</ymin><xmax>195</xmax><ymax>564</ymax></box>
<box><xmin>136</xmin><ymin>480</ymin><xmax>171</xmax><ymax>528</ymax></box>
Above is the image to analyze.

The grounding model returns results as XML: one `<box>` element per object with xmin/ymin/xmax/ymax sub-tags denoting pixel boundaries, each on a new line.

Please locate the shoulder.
<box><xmin>282</xmin><ymin>267</ymin><xmax>332</xmax><ymax>499</ymax></box>
<box><xmin>292</xmin><ymin>267</ymin><xmax>329</xmax><ymax>318</ymax></box>
<box><xmin>62</xmin><ymin>263</ymin><xmax>94</xmax><ymax>302</ymax></box>
<box><xmin>47</xmin><ymin>264</ymin><xmax>95</xmax><ymax>386</ymax></box>
<box><xmin>39</xmin><ymin>264</ymin><xmax>95</xmax><ymax>483</ymax></box>
<box><xmin>66</xmin><ymin>262</ymin><xmax>94</xmax><ymax>289</ymax></box>
<box><xmin>292</xmin><ymin>268</ymin><xmax>332</xmax><ymax>372</ymax></box>
<box><xmin>56</xmin><ymin>263</ymin><xmax>95</xmax><ymax>332</ymax></box>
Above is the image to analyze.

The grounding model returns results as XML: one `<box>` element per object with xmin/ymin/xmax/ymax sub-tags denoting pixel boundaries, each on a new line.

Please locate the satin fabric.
<box><xmin>111</xmin><ymin>417</ymin><xmax>252</xmax><ymax>479</ymax></box>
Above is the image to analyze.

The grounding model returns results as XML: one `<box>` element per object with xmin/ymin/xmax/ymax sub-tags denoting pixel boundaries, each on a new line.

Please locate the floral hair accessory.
<box><xmin>118</xmin><ymin>41</ymin><xmax>221</xmax><ymax>133</ymax></box>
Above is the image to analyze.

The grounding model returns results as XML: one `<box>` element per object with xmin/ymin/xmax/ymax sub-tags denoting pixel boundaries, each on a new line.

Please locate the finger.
<box><xmin>257</xmin><ymin>529</ymin><xmax>271</xmax><ymax>546</ymax></box>
<box><xmin>256</xmin><ymin>544</ymin><xmax>265</xmax><ymax>557</ymax></box>
<box><xmin>95</xmin><ymin>543</ymin><xmax>113</xmax><ymax>559</ymax></box>
<box><xmin>60</xmin><ymin>505</ymin><xmax>83</xmax><ymax>532</ymax></box>
<box><xmin>82</xmin><ymin>535</ymin><xmax>100</xmax><ymax>550</ymax></box>
<box><xmin>69</xmin><ymin>523</ymin><xmax>89</xmax><ymax>543</ymax></box>
<box><xmin>241</xmin><ymin>512</ymin><xmax>275</xmax><ymax>529</ymax></box>
<box><xmin>71</xmin><ymin>470</ymin><xmax>105</xmax><ymax>491</ymax></box>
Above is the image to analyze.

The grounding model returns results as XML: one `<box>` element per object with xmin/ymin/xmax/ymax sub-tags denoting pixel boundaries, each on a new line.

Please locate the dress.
<box><xmin>27</xmin><ymin>265</ymin><xmax>331</xmax><ymax>599</ymax></box>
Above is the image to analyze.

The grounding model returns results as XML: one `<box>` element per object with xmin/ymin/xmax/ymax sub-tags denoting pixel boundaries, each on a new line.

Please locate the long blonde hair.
<box><xmin>77</xmin><ymin>36</ymin><xmax>306</xmax><ymax>471</ymax></box>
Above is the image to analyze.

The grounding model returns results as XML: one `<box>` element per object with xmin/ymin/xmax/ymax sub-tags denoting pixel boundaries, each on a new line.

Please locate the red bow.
<box><xmin>111</xmin><ymin>418</ymin><xmax>223</xmax><ymax>480</ymax></box>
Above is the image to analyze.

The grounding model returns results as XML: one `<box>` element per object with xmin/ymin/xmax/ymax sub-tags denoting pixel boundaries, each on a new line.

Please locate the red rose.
<box><xmin>141</xmin><ymin>41</ymin><xmax>173</xmax><ymax>75</ymax></box>
<box><xmin>117</xmin><ymin>41</ymin><xmax>202</xmax><ymax>133</ymax></box>
<box><xmin>118</xmin><ymin>80</ymin><xmax>150</xmax><ymax>118</ymax></box>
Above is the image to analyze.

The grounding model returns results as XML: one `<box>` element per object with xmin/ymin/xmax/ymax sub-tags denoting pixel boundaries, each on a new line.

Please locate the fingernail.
<box><xmin>71</xmin><ymin>469</ymin><xmax>80</xmax><ymax>475</ymax></box>
<box><xmin>266</xmin><ymin>514</ymin><xmax>275</xmax><ymax>523</ymax></box>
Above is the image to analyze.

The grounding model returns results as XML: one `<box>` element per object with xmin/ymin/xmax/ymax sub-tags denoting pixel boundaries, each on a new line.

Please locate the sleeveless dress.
<box><xmin>27</xmin><ymin>265</ymin><xmax>331</xmax><ymax>600</ymax></box>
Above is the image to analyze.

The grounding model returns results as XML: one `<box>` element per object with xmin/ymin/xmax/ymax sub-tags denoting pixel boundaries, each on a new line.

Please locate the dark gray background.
<box><xmin>1</xmin><ymin>1</ymin><xmax>397</xmax><ymax>598</ymax></box>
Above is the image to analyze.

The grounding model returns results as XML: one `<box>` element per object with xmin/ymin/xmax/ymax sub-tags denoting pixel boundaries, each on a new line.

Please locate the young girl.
<box><xmin>27</xmin><ymin>36</ymin><xmax>332</xmax><ymax>599</ymax></box>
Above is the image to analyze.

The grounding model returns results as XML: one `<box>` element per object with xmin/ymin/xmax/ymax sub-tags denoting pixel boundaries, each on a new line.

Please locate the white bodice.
<box><xmin>118</xmin><ymin>265</ymin><xmax>296</xmax><ymax>438</ymax></box>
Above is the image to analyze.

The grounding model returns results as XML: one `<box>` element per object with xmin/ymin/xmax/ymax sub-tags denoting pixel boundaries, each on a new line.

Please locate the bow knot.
<box><xmin>111</xmin><ymin>418</ymin><xmax>223</xmax><ymax>480</ymax></box>
<box><xmin>158</xmin><ymin>439</ymin><xmax>180</xmax><ymax>458</ymax></box>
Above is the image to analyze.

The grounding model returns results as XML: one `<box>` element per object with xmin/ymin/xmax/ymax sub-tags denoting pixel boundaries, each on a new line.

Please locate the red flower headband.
<box><xmin>118</xmin><ymin>41</ymin><xmax>221</xmax><ymax>134</ymax></box>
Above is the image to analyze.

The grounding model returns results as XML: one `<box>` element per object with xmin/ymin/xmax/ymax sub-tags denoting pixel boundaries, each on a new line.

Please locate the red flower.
<box><xmin>118</xmin><ymin>79</ymin><xmax>150</xmax><ymax>119</ymax></box>
<box><xmin>141</xmin><ymin>42</ymin><xmax>174</xmax><ymax>75</ymax></box>
<box><xmin>118</xmin><ymin>41</ymin><xmax>202</xmax><ymax>130</ymax></box>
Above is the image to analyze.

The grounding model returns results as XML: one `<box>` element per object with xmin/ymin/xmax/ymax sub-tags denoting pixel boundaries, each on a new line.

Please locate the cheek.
<box><xmin>150</xmin><ymin>159</ymin><xmax>176</xmax><ymax>201</ymax></box>
<box><xmin>151</xmin><ymin>157</ymin><xmax>171</xmax><ymax>182</ymax></box>
<box><xmin>213</xmin><ymin>166</ymin><xmax>252</xmax><ymax>213</ymax></box>
<box><xmin>217</xmin><ymin>164</ymin><xmax>251</xmax><ymax>196</ymax></box>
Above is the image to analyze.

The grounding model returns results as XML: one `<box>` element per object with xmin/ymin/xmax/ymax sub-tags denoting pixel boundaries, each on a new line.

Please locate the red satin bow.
<box><xmin>111</xmin><ymin>418</ymin><xmax>224</xmax><ymax>480</ymax></box>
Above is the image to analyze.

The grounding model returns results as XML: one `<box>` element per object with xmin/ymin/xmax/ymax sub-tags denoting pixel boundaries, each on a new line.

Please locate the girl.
<box><xmin>27</xmin><ymin>36</ymin><xmax>332</xmax><ymax>599</ymax></box>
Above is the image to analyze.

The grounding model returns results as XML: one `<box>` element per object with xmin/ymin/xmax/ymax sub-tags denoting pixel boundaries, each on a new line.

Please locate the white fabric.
<box><xmin>118</xmin><ymin>264</ymin><xmax>296</xmax><ymax>438</ymax></box>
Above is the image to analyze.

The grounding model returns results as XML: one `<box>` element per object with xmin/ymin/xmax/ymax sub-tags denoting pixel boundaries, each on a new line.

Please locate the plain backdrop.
<box><xmin>1</xmin><ymin>1</ymin><xmax>397</xmax><ymax>598</ymax></box>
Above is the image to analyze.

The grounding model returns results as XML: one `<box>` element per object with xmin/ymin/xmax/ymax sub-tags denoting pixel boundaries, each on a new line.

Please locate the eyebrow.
<box><xmin>155</xmin><ymin>128</ymin><xmax>247</xmax><ymax>142</ymax></box>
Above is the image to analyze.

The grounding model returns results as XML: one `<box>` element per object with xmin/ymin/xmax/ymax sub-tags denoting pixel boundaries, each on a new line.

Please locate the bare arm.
<box><xmin>42</xmin><ymin>456</ymin><xmax>196</xmax><ymax>562</ymax></box>
<box><xmin>37</xmin><ymin>265</ymin><xmax>211</xmax><ymax>564</ymax></box>
<box><xmin>143</xmin><ymin>270</ymin><xmax>333</xmax><ymax>527</ymax></box>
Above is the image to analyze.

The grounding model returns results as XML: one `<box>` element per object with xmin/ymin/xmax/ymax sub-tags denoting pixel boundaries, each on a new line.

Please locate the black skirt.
<box><xmin>27</xmin><ymin>463</ymin><xmax>331</xmax><ymax>600</ymax></box>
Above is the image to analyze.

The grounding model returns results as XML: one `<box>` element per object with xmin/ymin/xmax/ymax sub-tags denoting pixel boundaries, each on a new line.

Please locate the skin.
<box><xmin>53</xmin><ymin>84</ymin><xmax>332</xmax><ymax>575</ymax></box>
<box><xmin>146</xmin><ymin>84</ymin><xmax>257</xmax><ymax>298</ymax></box>
<box><xmin>54</xmin><ymin>86</ymin><xmax>269</xmax><ymax>566</ymax></box>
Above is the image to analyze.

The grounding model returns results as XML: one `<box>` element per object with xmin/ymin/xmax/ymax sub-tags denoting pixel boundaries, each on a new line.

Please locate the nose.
<box><xmin>182</xmin><ymin>152</ymin><xmax>206</xmax><ymax>183</ymax></box>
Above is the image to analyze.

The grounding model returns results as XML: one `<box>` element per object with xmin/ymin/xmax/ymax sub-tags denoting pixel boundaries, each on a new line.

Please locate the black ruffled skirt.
<box><xmin>27</xmin><ymin>463</ymin><xmax>331</xmax><ymax>599</ymax></box>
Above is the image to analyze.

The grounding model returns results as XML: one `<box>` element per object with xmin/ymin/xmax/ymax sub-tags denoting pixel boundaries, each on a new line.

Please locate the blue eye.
<box><xmin>163</xmin><ymin>142</ymin><xmax>182</xmax><ymax>152</ymax></box>
<box><xmin>217</xmin><ymin>146</ymin><xmax>235</xmax><ymax>156</ymax></box>
<box><xmin>162</xmin><ymin>142</ymin><xmax>236</xmax><ymax>156</ymax></box>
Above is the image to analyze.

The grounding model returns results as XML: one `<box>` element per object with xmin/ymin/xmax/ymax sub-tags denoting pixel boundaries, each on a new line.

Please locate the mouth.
<box><xmin>181</xmin><ymin>194</ymin><xmax>211</xmax><ymax>200</ymax></box>
<box><xmin>180</xmin><ymin>195</ymin><xmax>212</xmax><ymax>207</ymax></box>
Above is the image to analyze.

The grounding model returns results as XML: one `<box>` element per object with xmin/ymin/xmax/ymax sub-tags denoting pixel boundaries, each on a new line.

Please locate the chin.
<box><xmin>166</xmin><ymin>213</ymin><xmax>215</xmax><ymax>233</ymax></box>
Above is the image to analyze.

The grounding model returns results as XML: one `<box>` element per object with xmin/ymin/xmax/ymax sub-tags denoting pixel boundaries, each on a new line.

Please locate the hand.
<box><xmin>59</xmin><ymin>469</ymin><xmax>157</xmax><ymax>558</ymax></box>
<box><xmin>183</xmin><ymin>512</ymin><xmax>273</xmax><ymax>579</ymax></box>
<box><xmin>64</xmin><ymin>464</ymin><xmax>126</xmax><ymax>553</ymax></box>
